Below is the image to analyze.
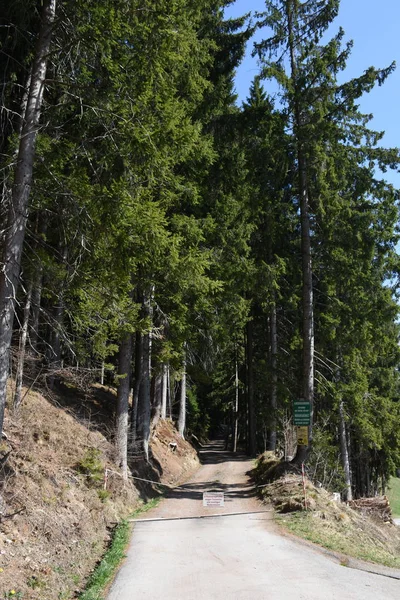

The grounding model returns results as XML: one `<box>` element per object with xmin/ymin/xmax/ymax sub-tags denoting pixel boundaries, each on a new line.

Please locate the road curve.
<box><xmin>107</xmin><ymin>443</ymin><xmax>400</xmax><ymax>600</ymax></box>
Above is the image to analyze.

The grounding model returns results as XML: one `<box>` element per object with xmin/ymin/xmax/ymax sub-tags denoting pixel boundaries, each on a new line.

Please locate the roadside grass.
<box><xmin>253</xmin><ymin>453</ymin><xmax>400</xmax><ymax>571</ymax></box>
<box><xmin>79</xmin><ymin>497</ymin><xmax>161</xmax><ymax>600</ymax></box>
<box><xmin>387</xmin><ymin>477</ymin><xmax>400</xmax><ymax>517</ymax></box>
<box><xmin>276</xmin><ymin>511</ymin><xmax>400</xmax><ymax>569</ymax></box>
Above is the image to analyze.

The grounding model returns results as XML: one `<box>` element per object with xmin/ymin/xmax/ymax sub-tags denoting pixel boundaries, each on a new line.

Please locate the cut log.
<box><xmin>348</xmin><ymin>496</ymin><xmax>393</xmax><ymax>523</ymax></box>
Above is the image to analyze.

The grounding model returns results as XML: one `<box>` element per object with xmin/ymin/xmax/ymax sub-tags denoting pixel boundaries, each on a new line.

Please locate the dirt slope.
<box><xmin>0</xmin><ymin>386</ymin><xmax>199</xmax><ymax>599</ymax></box>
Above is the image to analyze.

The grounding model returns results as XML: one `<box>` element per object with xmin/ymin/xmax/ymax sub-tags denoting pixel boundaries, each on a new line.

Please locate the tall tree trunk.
<box><xmin>268</xmin><ymin>302</ymin><xmax>278</xmax><ymax>451</ymax></box>
<box><xmin>233</xmin><ymin>357</ymin><xmax>239</xmax><ymax>453</ymax></box>
<box><xmin>0</xmin><ymin>0</ymin><xmax>56</xmax><ymax>435</ymax></box>
<box><xmin>137</xmin><ymin>288</ymin><xmax>153</xmax><ymax>461</ymax></box>
<box><xmin>29</xmin><ymin>264</ymin><xmax>44</xmax><ymax>354</ymax></box>
<box><xmin>247</xmin><ymin>321</ymin><xmax>256</xmax><ymax>456</ymax></box>
<box><xmin>161</xmin><ymin>362</ymin><xmax>168</xmax><ymax>419</ymax></box>
<box><xmin>131</xmin><ymin>330</ymin><xmax>143</xmax><ymax>444</ymax></box>
<box><xmin>51</xmin><ymin>297</ymin><xmax>64</xmax><ymax>366</ymax></box>
<box><xmin>287</xmin><ymin>2</ymin><xmax>314</xmax><ymax>464</ymax></box>
<box><xmin>48</xmin><ymin>290</ymin><xmax>65</xmax><ymax>389</ymax></box>
<box><xmin>167</xmin><ymin>364</ymin><xmax>172</xmax><ymax>418</ymax></box>
<box><xmin>178</xmin><ymin>348</ymin><xmax>187</xmax><ymax>438</ymax></box>
<box><xmin>116</xmin><ymin>334</ymin><xmax>133</xmax><ymax>481</ymax></box>
<box><xmin>29</xmin><ymin>215</ymin><xmax>47</xmax><ymax>355</ymax></box>
<box><xmin>338</xmin><ymin>399</ymin><xmax>352</xmax><ymax>501</ymax></box>
<box><xmin>151</xmin><ymin>370</ymin><xmax>163</xmax><ymax>430</ymax></box>
<box><xmin>298</xmin><ymin>152</ymin><xmax>314</xmax><ymax>453</ymax></box>
<box><xmin>13</xmin><ymin>283</ymin><xmax>33</xmax><ymax>411</ymax></box>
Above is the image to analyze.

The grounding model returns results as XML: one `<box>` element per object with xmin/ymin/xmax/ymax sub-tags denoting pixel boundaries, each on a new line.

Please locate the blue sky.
<box><xmin>224</xmin><ymin>0</ymin><xmax>400</xmax><ymax>187</ymax></box>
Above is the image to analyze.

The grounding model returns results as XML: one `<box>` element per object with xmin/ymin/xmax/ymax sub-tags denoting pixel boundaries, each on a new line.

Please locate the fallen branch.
<box><xmin>1</xmin><ymin>506</ymin><xmax>26</xmax><ymax>521</ymax></box>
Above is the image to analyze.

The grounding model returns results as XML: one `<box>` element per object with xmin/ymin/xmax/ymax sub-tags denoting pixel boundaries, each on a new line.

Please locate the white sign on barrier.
<box><xmin>203</xmin><ymin>492</ymin><xmax>224</xmax><ymax>507</ymax></box>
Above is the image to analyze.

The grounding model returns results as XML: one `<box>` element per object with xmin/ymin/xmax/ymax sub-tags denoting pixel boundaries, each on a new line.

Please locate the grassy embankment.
<box><xmin>254</xmin><ymin>454</ymin><xmax>400</xmax><ymax>570</ymax></box>
<box><xmin>387</xmin><ymin>477</ymin><xmax>400</xmax><ymax>518</ymax></box>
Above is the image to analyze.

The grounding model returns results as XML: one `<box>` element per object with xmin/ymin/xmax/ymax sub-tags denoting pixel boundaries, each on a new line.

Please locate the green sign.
<box><xmin>293</xmin><ymin>400</ymin><xmax>311</xmax><ymax>426</ymax></box>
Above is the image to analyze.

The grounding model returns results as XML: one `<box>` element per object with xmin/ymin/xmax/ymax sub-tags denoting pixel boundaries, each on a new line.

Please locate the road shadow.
<box><xmin>164</xmin><ymin>480</ymin><xmax>257</xmax><ymax>502</ymax></box>
<box><xmin>160</xmin><ymin>441</ymin><xmax>257</xmax><ymax>503</ymax></box>
<box><xmin>198</xmin><ymin>441</ymin><xmax>251</xmax><ymax>466</ymax></box>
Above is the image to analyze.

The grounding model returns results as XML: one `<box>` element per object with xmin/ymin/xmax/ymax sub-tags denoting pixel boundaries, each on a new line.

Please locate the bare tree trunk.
<box><xmin>167</xmin><ymin>364</ymin><xmax>172</xmax><ymax>418</ymax></box>
<box><xmin>13</xmin><ymin>283</ymin><xmax>33</xmax><ymax>411</ymax></box>
<box><xmin>29</xmin><ymin>265</ymin><xmax>44</xmax><ymax>353</ymax></box>
<box><xmin>268</xmin><ymin>302</ymin><xmax>278</xmax><ymax>451</ymax></box>
<box><xmin>16</xmin><ymin>73</ymin><xmax>32</xmax><ymax>136</ymax></box>
<box><xmin>233</xmin><ymin>358</ymin><xmax>239</xmax><ymax>453</ymax></box>
<box><xmin>151</xmin><ymin>370</ymin><xmax>163</xmax><ymax>430</ymax></box>
<box><xmin>0</xmin><ymin>0</ymin><xmax>57</xmax><ymax>435</ymax></box>
<box><xmin>51</xmin><ymin>298</ymin><xmax>64</xmax><ymax>365</ymax></box>
<box><xmin>247</xmin><ymin>321</ymin><xmax>256</xmax><ymax>456</ymax></box>
<box><xmin>141</xmin><ymin>330</ymin><xmax>151</xmax><ymax>461</ymax></box>
<box><xmin>286</xmin><ymin>2</ymin><xmax>314</xmax><ymax>464</ymax></box>
<box><xmin>178</xmin><ymin>348</ymin><xmax>187</xmax><ymax>439</ymax></box>
<box><xmin>338</xmin><ymin>399</ymin><xmax>352</xmax><ymax>500</ymax></box>
<box><xmin>48</xmin><ymin>289</ymin><xmax>65</xmax><ymax>389</ymax></box>
<box><xmin>116</xmin><ymin>334</ymin><xmax>133</xmax><ymax>481</ymax></box>
<box><xmin>298</xmin><ymin>152</ymin><xmax>314</xmax><ymax>456</ymax></box>
<box><xmin>137</xmin><ymin>288</ymin><xmax>153</xmax><ymax>461</ymax></box>
<box><xmin>131</xmin><ymin>331</ymin><xmax>143</xmax><ymax>444</ymax></box>
<box><xmin>161</xmin><ymin>362</ymin><xmax>168</xmax><ymax>419</ymax></box>
<box><xmin>29</xmin><ymin>212</ymin><xmax>47</xmax><ymax>355</ymax></box>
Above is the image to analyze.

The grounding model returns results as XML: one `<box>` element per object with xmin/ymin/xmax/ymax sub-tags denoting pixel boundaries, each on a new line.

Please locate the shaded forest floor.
<box><xmin>0</xmin><ymin>382</ymin><xmax>199</xmax><ymax>600</ymax></box>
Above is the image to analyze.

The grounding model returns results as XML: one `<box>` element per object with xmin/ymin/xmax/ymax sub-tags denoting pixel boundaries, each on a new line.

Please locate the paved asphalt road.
<box><xmin>107</xmin><ymin>443</ymin><xmax>400</xmax><ymax>600</ymax></box>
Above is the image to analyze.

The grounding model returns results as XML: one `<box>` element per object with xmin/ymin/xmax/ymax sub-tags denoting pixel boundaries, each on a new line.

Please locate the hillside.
<box><xmin>0</xmin><ymin>385</ymin><xmax>199</xmax><ymax>599</ymax></box>
<box><xmin>387</xmin><ymin>477</ymin><xmax>400</xmax><ymax>518</ymax></box>
<box><xmin>253</xmin><ymin>453</ymin><xmax>400</xmax><ymax>570</ymax></box>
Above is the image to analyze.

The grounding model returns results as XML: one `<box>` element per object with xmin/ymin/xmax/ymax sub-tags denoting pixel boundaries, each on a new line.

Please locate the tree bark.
<box><xmin>161</xmin><ymin>362</ymin><xmax>168</xmax><ymax>419</ymax></box>
<box><xmin>247</xmin><ymin>321</ymin><xmax>256</xmax><ymax>456</ymax></box>
<box><xmin>48</xmin><ymin>264</ymin><xmax>66</xmax><ymax>390</ymax></box>
<box><xmin>137</xmin><ymin>288</ymin><xmax>153</xmax><ymax>461</ymax></box>
<box><xmin>268</xmin><ymin>302</ymin><xmax>278</xmax><ymax>451</ymax></box>
<box><xmin>116</xmin><ymin>334</ymin><xmax>133</xmax><ymax>481</ymax></box>
<box><xmin>167</xmin><ymin>363</ymin><xmax>172</xmax><ymax>419</ymax></box>
<box><xmin>178</xmin><ymin>348</ymin><xmax>187</xmax><ymax>438</ymax></box>
<box><xmin>131</xmin><ymin>330</ymin><xmax>143</xmax><ymax>444</ymax></box>
<box><xmin>29</xmin><ymin>264</ymin><xmax>44</xmax><ymax>354</ymax></box>
<box><xmin>233</xmin><ymin>357</ymin><xmax>239</xmax><ymax>453</ymax></box>
<box><xmin>13</xmin><ymin>283</ymin><xmax>33</xmax><ymax>411</ymax></box>
<box><xmin>338</xmin><ymin>399</ymin><xmax>352</xmax><ymax>501</ymax></box>
<box><xmin>286</xmin><ymin>1</ymin><xmax>314</xmax><ymax>464</ymax></box>
<box><xmin>0</xmin><ymin>0</ymin><xmax>57</xmax><ymax>435</ymax></box>
<box><xmin>151</xmin><ymin>370</ymin><xmax>163</xmax><ymax>430</ymax></box>
<box><xmin>29</xmin><ymin>215</ymin><xmax>47</xmax><ymax>355</ymax></box>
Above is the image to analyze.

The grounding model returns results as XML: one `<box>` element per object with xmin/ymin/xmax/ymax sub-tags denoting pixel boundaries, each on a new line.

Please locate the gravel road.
<box><xmin>107</xmin><ymin>442</ymin><xmax>400</xmax><ymax>600</ymax></box>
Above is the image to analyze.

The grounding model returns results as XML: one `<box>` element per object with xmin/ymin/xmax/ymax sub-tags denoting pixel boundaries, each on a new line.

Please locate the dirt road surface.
<box><xmin>107</xmin><ymin>443</ymin><xmax>400</xmax><ymax>599</ymax></box>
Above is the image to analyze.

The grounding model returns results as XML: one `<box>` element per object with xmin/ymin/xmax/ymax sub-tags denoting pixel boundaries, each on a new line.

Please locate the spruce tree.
<box><xmin>255</xmin><ymin>0</ymin><xmax>399</xmax><ymax>467</ymax></box>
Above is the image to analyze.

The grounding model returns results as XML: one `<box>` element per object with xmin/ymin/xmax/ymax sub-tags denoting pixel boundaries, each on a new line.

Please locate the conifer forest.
<box><xmin>1</xmin><ymin>0</ymin><xmax>400</xmax><ymax>501</ymax></box>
